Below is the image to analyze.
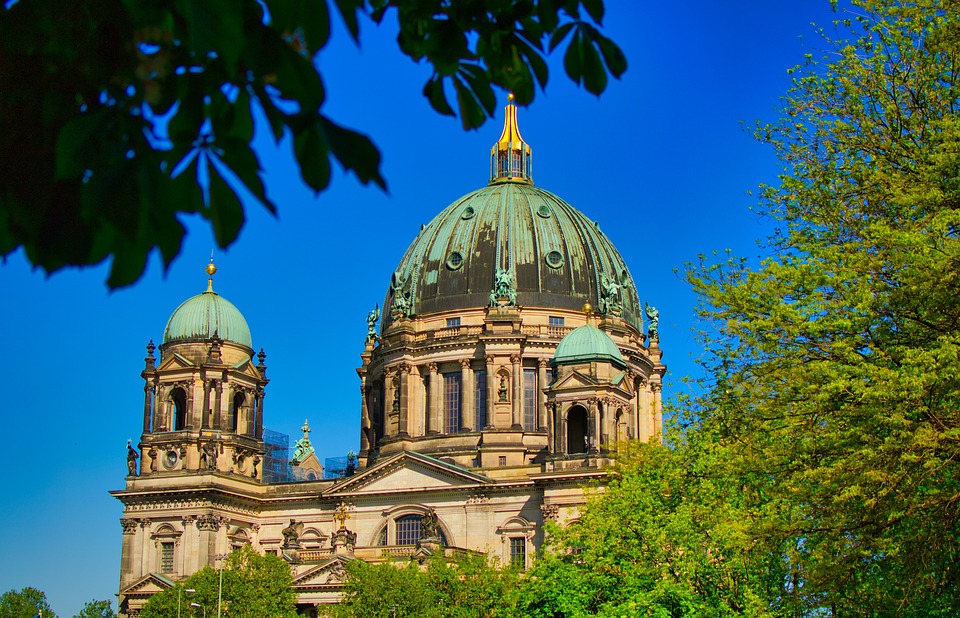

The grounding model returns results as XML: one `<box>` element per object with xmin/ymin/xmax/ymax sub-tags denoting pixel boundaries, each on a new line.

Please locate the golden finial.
<box><xmin>490</xmin><ymin>93</ymin><xmax>533</xmax><ymax>184</ymax></box>
<box><xmin>583</xmin><ymin>301</ymin><xmax>593</xmax><ymax>315</ymax></box>
<box><xmin>333</xmin><ymin>501</ymin><xmax>352</xmax><ymax>530</ymax></box>
<box><xmin>205</xmin><ymin>254</ymin><xmax>217</xmax><ymax>292</ymax></box>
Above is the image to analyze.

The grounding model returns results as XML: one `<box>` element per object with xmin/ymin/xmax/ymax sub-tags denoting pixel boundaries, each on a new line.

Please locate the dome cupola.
<box><xmin>553</xmin><ymin>324</ymin><xmax>626</xmax><ymax>369</ymax></box>
<box><xmin>162</xmin><ymin>260</ymin><xmax>253</xmax><ymax>349</ymax></box>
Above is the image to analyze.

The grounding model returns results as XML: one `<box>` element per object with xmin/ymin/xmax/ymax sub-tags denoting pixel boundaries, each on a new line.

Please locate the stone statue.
<box><xmin>498</xmin><ymin>375</ymin><xmax>508</xmax><ymax>401</ymax></box>
<box><xmin>390</xmin><ymin>291</ymin><xmax>410</xmax><ymax>319</ymax></box>
<box><xmin>391</xmin><ymin>382</ymin><xmax>400</xmax><ymax>413</ymax></box>
<box><xmin>420</xmin><ymin>509</ymin><xmax>440</xmax><ymax>541</ymax></box>
<box><xmin>489</xmin><ymin>267</ymin><xmax>517</xmax><ymax>307</ymax></box>
<box><xmin>281</xmin><ymin>519</ymin><xmax>303</xmax><ymax>548</ymax></box>
<box><xmin>126</xmin><ymin>440</ymin><xmax>139</xmax><ymax>476</ymax></box>
<box><xmin>644</xmin><ymin>302</ymin><xmax>660</xmax><ymax>339</ymax></box>
<box><xmin>598</xmin><ymin>273</ymin><xmax>622</xmax><ymax>316</ymax></box>
<box><xmin>148</xmin><ymin>446</ymin><xmax>159</xmax><ymax>472</ymax></box>
<box><xmin>365</xmin><ymin>304</ymin><xmax>381</xmax><ymax>341</ymax></box>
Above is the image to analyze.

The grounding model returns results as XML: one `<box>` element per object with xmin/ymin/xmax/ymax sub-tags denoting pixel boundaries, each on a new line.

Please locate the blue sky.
<box><xmin>0</xmin><ymin>2</ymin><xmax>843</xmax><ymax>614</ymax></box>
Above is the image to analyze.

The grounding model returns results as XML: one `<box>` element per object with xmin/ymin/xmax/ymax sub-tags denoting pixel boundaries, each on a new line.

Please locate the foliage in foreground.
<box><xmin>0</xmin><ymin>587</ymin><xmax>56</xmax><ymax>618</ymax></box>
<box><xmin>140</xmin><ymin>546</ymin><xmax>297</xmax><ymax>618</ymax></box>
<box><xmin>683</xmin><ymin>0</ymin><xmax>960</xmax><ymax>614</ymax></box>
<box><xmin>74</xmin><ymin>600</ymin><xmax>116</xmax><ymax>618</ymax></box>
<box><xmin>323</xmin><ymin>552</ymin><xmax>520</xmax><ymax>618</ymax></box>
<box><xmin>0</xmin><ymin>0</ymin><xmax>626</xmax><ymax>287</ymax></box>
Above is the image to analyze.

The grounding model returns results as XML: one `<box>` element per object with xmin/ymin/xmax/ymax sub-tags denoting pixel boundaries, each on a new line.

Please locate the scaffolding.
<box><xmin>262</xmin><ymin>428</ymin><xmax>290</xmax><ymax>483</ymax></box>
<box><xmin>323</xmin><ymin>456</ymin><xmax>357</xmax><ymax>480</ymax></box>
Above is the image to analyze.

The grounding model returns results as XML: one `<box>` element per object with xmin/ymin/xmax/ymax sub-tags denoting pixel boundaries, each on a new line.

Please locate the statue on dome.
<box><xmin>365</xmin><ymin>304</ymin><xmax>381</xmax><ymax>342</ymax></box>
<box><xmin>598</xmin><ymin>273</ymin><xmax>622</xmax><ymax>317</ymax></box>
<box><xmin>489</xmin><ymin>267</ymin><xmax>517</xmax><ymax>307</ymax></box>
<box><xmin>644</xmin><ymin>303</ymin><xmax>660</xmax><ymax>339</ymax></box>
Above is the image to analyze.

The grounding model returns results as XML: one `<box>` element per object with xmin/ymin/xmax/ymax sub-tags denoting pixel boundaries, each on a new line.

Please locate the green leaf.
<box><xmin>206</xmin><ymin>158</ymin><xmax>246</xmax><ymax>247</ymax></box>
<box><xmin>179</xmin><ymin>0</ymin><xmax>246</xmax><ymax>74</ymax></box>
<box><xmin>319</xmin><ymin>117</ymin><xmax>386</xmax><ymax>189</ymax></box>
<box><xmin>293</xmin><ymin>124</ymin><xmax>332</xmax><ymax>192</ymax></box>
<box><xmin>216</xmin><ymin>137</ymin><xmax>275</xmax><ymax>213</ymax></box>
<box><xmin>580</xmin><ymin>0</ymin><xmax>604</xmax><ymax>23</ymax></box>
<box><xmin>333</xmin><ymin>0</ymin><xmax>363</xmax><ymax>43</ymax></box>
<box><xmin>423</xmin><ymin>75</ymin><xmax>456</xmax><ymax>117</ymax></box>
<box><xmin>595</xmin><ymin>31</ymin><xmax>627</xmax><ymax>77</ymax></box>
<box><xmin>549</xmin><ymin>22</ymin><xmax>575</xmax><ymax>52</ymax></box>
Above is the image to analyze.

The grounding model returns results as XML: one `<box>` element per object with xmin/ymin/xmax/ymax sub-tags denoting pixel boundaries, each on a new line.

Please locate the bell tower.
<box><xmin>134</xmin><ymin>260</ymin><xmax>267</xmax><ymax>480</ymax></box>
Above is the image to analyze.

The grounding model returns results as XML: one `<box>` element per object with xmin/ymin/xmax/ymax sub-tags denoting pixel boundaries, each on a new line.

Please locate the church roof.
<box><xmin>553</xmin><ymin>324</ymin><xmax>626</xmax><ymax>369</ymax></box>
<box><xmin>381</xmin><ymin>98</ymin><xmax>643</xmax><ymax>331</ymax></box>
<box><xmin>163</xmin><ymin>260</ymin><xmax>252</xmax><ymax>349</ymax></box>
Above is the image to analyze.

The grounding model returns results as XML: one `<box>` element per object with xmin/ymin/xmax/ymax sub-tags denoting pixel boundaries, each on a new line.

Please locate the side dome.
<box><xmin>553</xmin><ymin>324</ymin><xmax>626</xmax><ymax>369</ymax></box>
<box><xmin>163</xmin><ymin>263</ymin><xmax>253</xmax><ymax>349</ymax></box>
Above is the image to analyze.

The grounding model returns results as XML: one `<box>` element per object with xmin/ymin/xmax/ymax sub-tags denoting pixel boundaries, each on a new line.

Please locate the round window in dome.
<box><xmin>545</xmin><ymin>250</ymin><xmax>564</xmax><ymax>269</ymax></box>
<box><xmin>537</xmin><ymin>204</ymin><xmax>552</xmax><ymax>218</ymax></box>
<box><xmin>461</xmin><ymin>206</ymin><xmax>476</xmax><ymax>220</ymax></box>
<box><xmin>446</xmin><ymin>251</ymin><xmax>464</xmax><ymax>270</ymax></box>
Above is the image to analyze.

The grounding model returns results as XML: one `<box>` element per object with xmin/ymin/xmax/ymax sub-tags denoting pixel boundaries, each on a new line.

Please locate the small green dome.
<box><xmin>553</xmin><ymin>324</ymin><xmax>625</xmax><ymax>369</ymax></box>
<box><xmin>163</xmin><ymin>291</ymin><xmax>252</xmax><ymax>349</ymax></box>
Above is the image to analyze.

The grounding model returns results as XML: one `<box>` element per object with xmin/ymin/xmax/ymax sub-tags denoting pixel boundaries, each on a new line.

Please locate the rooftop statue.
<box><xmin>365</xmin><ymin>304</ymin><xmax>381</xmax><ymax>341</ymax></box>
<box><xmin>489</xmin><ymin>267</ymin><xmax>517</xmax><ymax>307</ymax></box>
<box><xmin>644</xmin><ymin>302</ymin><xmax>660</xmax><ymax>339</ymax></box>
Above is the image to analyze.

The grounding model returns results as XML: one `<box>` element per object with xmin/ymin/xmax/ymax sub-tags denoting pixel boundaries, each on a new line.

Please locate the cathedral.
<box><xmin>112</xmin><ymin>97</ymin><xmax>666</xmax><ymax>616</ymax></box>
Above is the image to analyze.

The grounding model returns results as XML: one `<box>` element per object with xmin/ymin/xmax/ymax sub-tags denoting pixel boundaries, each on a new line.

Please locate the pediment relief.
<box><xmin>292</xmin><ymin>558</ymin><xmax>350</xmax><ymax>587</ymax></box>
<box><xmin>120</xmin><ymin>573</ymin><xmax>175</xmax><ymax>595</ymax></box>
<box><xmin>549</xmin><ymin>370</ymin><xmax>598</xmax><ymax>390</ymax></box>
<box><xmin>323</xmin><ymin>451</ymin><xmax>491</xmax><ymax>497</ymax></box>
<box><xmin>157</xmin><ymin>353</ymin><xmax>195</xmax><ymax>371</ymax></box>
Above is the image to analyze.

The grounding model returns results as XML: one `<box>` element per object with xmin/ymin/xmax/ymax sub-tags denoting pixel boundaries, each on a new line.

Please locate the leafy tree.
<box><xmin>517</xmin><ymin>437</ymin><xmax>785</xmax><ymax>618</ymax></box>
<box><xmin>324</xmin><ymin>552</ymin><xmax>519</xmax><ymax>618</ymax></box>
<box><xmin>73</xmin><ymin>600</ymin><xmax>115</xmax><ymax>618</ymax></box>
<box><xmin>0</xmin><ymin>0</ymin><xmax>626</xmax><ymax>287</ymax></box>
<box><xmin>140</xmin><ymin>546</ymin><xmax>297</xmax><ymax>618</ymax></box>
<box><xmin>686</xmin><ymin>0</ymin><xmax>960</xmax><ymax>613</ymax></box>
<box><xmin>0</xmin><ymin>587</ymin><xmax>57</xmax><ymax>618</ymax></box>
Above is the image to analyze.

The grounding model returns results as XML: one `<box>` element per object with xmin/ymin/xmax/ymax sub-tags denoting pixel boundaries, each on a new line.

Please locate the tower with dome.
<box><xmin>112</xmin><ymin>98</ymin><xmax>665</xmax><ymax>617</ymax></box>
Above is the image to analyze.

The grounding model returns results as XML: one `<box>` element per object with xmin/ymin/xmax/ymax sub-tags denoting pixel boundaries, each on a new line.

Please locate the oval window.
<box><xmin>537</xmin><ymin>204</ymin><xmax>551</xmax><ymax>218</ymax></box>
<box><xmin>461</xmin><ymin>206</ymin><xmax>476</xmax><ymax>220</ymax></box>
<box><xmin>447</xmin><ymin>252</ymin><xmax>464</xmax><ymax>270</ymax></box>
<box><xmin>545</xmin><ymin>251</ymin><xmax>564</xmax><ymax>269</ymax></box>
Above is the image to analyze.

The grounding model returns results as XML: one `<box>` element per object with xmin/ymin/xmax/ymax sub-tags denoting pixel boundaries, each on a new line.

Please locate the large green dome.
<box><xmin>382</xmin><ymin>181</ymin><xmax>643</xmax><ymax>330</ymax></box>
<box><xmin>163</xmin><ymin>290</ymin><xmax>252</xmax><ymax>349</ymax></box>
<box><xmin>553</xmin><ymin>324</ymin><xmax>626</xmax><ymax>368</ymax></box>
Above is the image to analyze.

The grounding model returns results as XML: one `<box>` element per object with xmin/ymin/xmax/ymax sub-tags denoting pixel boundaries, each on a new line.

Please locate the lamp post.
<box><xmin>190</xmin><ymin>602</ymin><xmax>206</xmax><ymax>618</ymax></box>
<box><xmin>177</xmin><ymin>588</ymin><xmax>196</xmax><ymax>618</ymax></box>
<box><xmin>214</xmin><ymin>552</ymin><xmax>230</xmax><ymax>618</ymax></box>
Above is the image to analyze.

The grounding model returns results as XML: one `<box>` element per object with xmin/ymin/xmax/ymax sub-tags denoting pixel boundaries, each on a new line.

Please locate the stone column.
<box><xmin>142</xmin><ymin>383</ymin><xmax>153</xmax><ymax>433</ymax></box>
<box><xmin>212</xmin><ymin>380</ymin><xmax>223</xmax><ymax>430</ymax></box>
<box><xmin>120</xmin><ymin>519</ymin><xmax>138</xmax><ymax>585</ymax></box>
<box><xmin>398</xmin><ymin>364</ymin><xmax>410</xmax><ymax>437</ymax></box>
<box><xmin>428</xmin><ymin>363</ymin><xmax>440</xmax><ymax>434</ymax></box>
<box><xmin>485</xmin><ymin>356</ymin><xmax>496</xmax><ymax>429</ymax></box>
<box><xmin>460</xmin><ymin>359</ymin><xmax>473</xmax><ymax>432</ymax></box>
<box><xmin>511</xmin><ymin>355</ymin><xmax>522</xmax><ymax>429</ymax></box>
<box><xmin>537</xmin><ymin>359</ymin><xmax>548</xmax><ymax>431</ymax></box>
<box><xmin>196</xmin><ymin>515</ymin><xmax>221</xmax><ymax>568</ymax></box>
<box><xmin>652</xmin><ymin>382</ymin><xmax>663</xmax><ymax>442</ymax></box>
<box><xmin>255</xmin><ymin>388</ymin><xmax>265</xmax><ymax>438</ymax></box>
<box><xmin>188</xmin><ymin>379</ymin><xmax>200</xmax><ymax>430</ymax></box>
<box><xmin>359</xmin><ymin>378</ymin><xmax>370</xmax><ymax>453</ymax></box>
<box><xmin>589</xmin><ymin>399</ymin><xmax>600</xmax><ymax>454</ymax></box>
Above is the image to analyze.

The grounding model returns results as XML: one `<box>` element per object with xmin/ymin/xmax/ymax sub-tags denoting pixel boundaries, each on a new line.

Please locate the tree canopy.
<box><xmin>73</xmin><ymin>600</ymin><xmax>116</xmax><ymax>618</ymax></box>
<box><xmin>0</xmin><ymin>587</ymin><xmax>56</xmax><ymax>618</ymax></box>
<box><xmin>683</xmin><ymin>0</ymin><xmax>960</xmax><ymax>613</ymax></box>
<box><xmin>0</xmin><ymin>0</ymin><xmax>625</xmax><ymax>287</ymax></box>
<box><xmin>140</xmin><ymin>546</ymin><xmax>297</xmax><ymax>618</ymax></box>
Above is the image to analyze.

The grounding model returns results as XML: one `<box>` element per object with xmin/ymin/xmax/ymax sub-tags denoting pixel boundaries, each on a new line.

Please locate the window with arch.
<box><xmin>374</xmin><ymin>513</ymin><xmax>449</xmax><ymax>546</ymax></box>
<box><xmin>231</xmin><ymin>391</ymin><xmax>244</xmax><ymax>432</ymax></box>
<box><xmin>444</xmin><ymin>373</ymin><xmax>462</xmax><ymax>433</ymax></box>
<box><xmin>171</xmin><ymin>387</ymin><xmax>187</xmax><ymax>431</ymax></box>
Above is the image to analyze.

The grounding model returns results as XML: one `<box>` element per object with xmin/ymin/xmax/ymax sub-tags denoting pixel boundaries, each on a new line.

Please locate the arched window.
<box><xmin>375</xmin><ymin>513</ymin><xmax>449</xmax><ymax>546</ymax></box>
<box><xmin>231</xmin><ymin>392</ymin><xmax>244</xmax><ymax>432</ymax></box>
<box><xmin>567</xmin><ymin>405</ymin><xmax>588</xmax><ymax>454</ymax></box>
<box><xmin>171</xmin><ymin>387</ymin><xmax>187</xmax><ymax>431</ymax></box>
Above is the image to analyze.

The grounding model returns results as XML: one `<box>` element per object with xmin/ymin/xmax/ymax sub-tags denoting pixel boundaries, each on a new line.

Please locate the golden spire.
<box><xmin>205</xmin><ymin>255</ymin><xmax>217</xmax><ymax>293</ymax></box>
<box><xmin>490</xmin><ymin>93</ymin><xmax>533</xmax><ymax>184</ymax></box>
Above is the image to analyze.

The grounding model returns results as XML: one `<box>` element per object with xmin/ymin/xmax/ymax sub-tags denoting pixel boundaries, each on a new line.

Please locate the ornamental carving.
<box><xmin>121</xmin><ymin>519</ymin><xmax>138</xmax><ymax>534</ymax></box>
<box><xmin>489</xmin><ymin>267</ymin><xmax>517</xmax><ymax>307</ymax></box>
<box><xmin>196</xmin><ymin>515</ymin><xmax>223</xmax><ymax>532</ymax></box>
<box><xmin>598</xmin><ymin>272</ymin><xmax>622</xmax><ymax>317</ymax></box>
<box><xmin>540</xmin><ymin>504</ymin><xmax>559</xmax><ymax>521</ymax></box>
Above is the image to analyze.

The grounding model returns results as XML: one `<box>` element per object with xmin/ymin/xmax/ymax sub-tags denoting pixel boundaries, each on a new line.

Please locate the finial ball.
<box><xmin>507</xmin><ymin>92</ymin><xmax>515</xmax><ymax>103</ymax></box>
<box><xmin>582</xmin><ymin>301</ymin><xmax>593</xmax><ymax>315</ymax></box>
<box><xmin>206</xmin><ymin>262</ymin><xmax>217</xmax><ymax>276</ymax></box>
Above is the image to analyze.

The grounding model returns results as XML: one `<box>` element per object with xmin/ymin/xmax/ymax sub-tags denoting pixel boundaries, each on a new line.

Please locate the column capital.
<box><xmin>538</xmin><ymin>358</ymin><xmax>549</xmax><ymax>369</ymax></box>
<box><xmin>460</xmin><ymin>358</ymin><xmax>472</xmax><ymax>369</ymax></box>
<box><xmin>510</xmin><ymin>354</ymin><xmax>521</xmax><ymax>365</ymax></box>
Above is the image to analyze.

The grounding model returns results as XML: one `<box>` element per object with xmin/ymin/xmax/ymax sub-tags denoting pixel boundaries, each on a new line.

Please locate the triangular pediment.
<box><xmin>157</xmin><ymin>353</ymin><xmax>196</xmax><ymax>371</ymax></box>
<box><xmin>322</xmin><ymin>451</ymin><xmax>491</xmax><ymax>497</ymax></box>
<box><xmin>120</xmin><ymin>572</ymin><xmax>175</xmax><ymax>596</ymax></box>
<box><xmin>292</xmin><ymin>557</ymin><xmax>351</xmax><ymax>587</ymax></box>
<box><xmin>551</xmin><ymin>370</ymin><xmax>598</xmax><ymax>390</ymax></box>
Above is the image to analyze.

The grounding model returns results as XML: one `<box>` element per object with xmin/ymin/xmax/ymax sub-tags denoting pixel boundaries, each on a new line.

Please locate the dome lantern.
<box><xmin>490</xmin><ymin>94</ymin><xmax>533</xmax><ymax>184</ymax></box>
<box><xmin>162</xmin><ymin>262</ymin><xmax>253</xmax><ymax>350</ymax></box>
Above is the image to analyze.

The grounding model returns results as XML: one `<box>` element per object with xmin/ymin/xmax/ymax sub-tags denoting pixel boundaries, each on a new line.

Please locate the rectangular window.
<box><xmin>548</xmin><ymin>316</ymin><xmax>564</xmax><ymax>326</ymax></box>
<box><xmin>446</xmin><ymin>317</ymin><xmax>461</xmax><ymax>327</ymax></box>
<box><xmin>510</xmin><ymin>537</ymin><xmax>526</xmax><ymax>568</ymax></box>
<box><xmin>444</xmin><ymin>373</ymin><xmax>462</xmax><ymax>433</ymax></box>
<box><xmin>499</xmin><ymin>456</ymin><xmax>507</xmax><ymax>467</ymax></box>
<box><xmin>523</xmin><ymin>369</ymin><xmax>537</xmax><ymax>429</ymax></box>
<box><xmin>475</xmin><ymin>369</ymin><xmax>487</xmax><ymax>428</ymax></box>
<box><xmin>160</xmin><ymin>542</ymin><xmax>174</xmax><ymax>573</ymax></box>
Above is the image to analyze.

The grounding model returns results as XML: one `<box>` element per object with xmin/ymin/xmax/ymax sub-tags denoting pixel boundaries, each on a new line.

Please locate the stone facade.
<box><xmin>112</xmin><ymin>100</ymin><xmax>666</xmax><ymax>617</ymax></box>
